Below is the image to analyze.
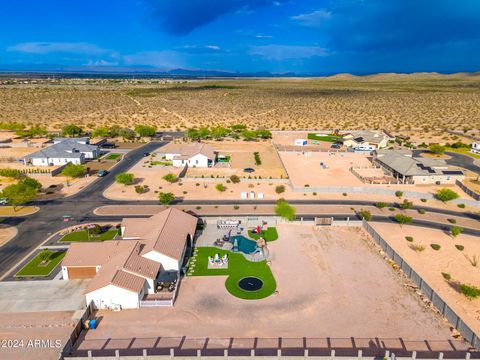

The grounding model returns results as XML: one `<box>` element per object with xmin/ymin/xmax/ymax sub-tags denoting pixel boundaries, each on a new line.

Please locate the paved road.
<box><xmin>1</xmin><ymin>141</ymin><xmax>479</xmax><ymax>278</ymax></box>
<box><xmin>413</xmin><ymin>150</ymin><xmax>480</xmax><ymax>174</ymax></box>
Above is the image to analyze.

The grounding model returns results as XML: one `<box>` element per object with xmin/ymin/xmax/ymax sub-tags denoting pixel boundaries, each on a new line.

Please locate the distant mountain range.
<box><xmin>0</xmin><ymin>63</ymin><xmax>478</xmax><ymax>79</ymax></box>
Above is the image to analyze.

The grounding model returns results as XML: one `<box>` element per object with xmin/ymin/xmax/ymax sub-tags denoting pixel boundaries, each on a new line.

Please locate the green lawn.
<box><xmin>188</xmin><ymin>247</ymin><xmax>276</xmax><ymax>300</ymax></box>
<box><xmin>445</xmin><ymin>147</ymin><xmax>480</xmax><ymax>159</ymax></box>
<box><xmin>151</xmin><ymin>160</ymin><xmax>172</xmax><ymax>166</ymax></box>
<box><xmin>105</xmin><ymin>153</ymin><xmax>121</xmax><ymax>160</ymax></box>
<box><xmin>307</xmin><ymin>133</ymin><xmax>342</xmax><ymax>142</ymax></box>
<box><xmin>59</xmin><ymin>229</ymin><xmax>119</xmax><ymax>242</ymax></box>
<box><xmin>15</xmin><ymin>251</ymin><xmax>66</xmax><ymax>277</ymax></box>
<box><xmin>248</xmin><ymin>227</ymin><xmax>279</xmax><ymax>242</ymax></box>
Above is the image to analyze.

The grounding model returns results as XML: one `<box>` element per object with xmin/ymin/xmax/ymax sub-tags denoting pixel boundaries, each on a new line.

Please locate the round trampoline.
<box><xmin>238</xmin><ymin>277</ymin><xmax>264</xmax><ymax>291</ymax></box>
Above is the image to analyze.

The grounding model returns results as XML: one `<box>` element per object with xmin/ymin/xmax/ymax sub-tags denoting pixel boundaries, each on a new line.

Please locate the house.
<box><xmin>294</xmin><ymin>139</ymin><xmax>307</xmax><ymax>146</ymax></box>
<box><xmin>341</xmin><ymin>130</ymin><xmax>391</xmax><ymax>149</ymax></box>
<box><xmin>373</xmin><ymin>150</ymin><xmax>464</xmax><ymax>184</ymax></box>
<box><xmin>162</xmin><ymin>143</ymin><xmax>216</xmax><ymax>168</ymax></box>
<box><xmin>61</xmin><ymin>208</ymin><xmax>197</xmax><ymax>310</ymax></box>
<box><xmin>471</xmin><ymin>142</ymin><xmax>480</xmax><ymax>154</ymax></box>
<box><xmin>22</xmin><ymin>137</ymin><xmax>99</xmax><ymax>166</ymax></box>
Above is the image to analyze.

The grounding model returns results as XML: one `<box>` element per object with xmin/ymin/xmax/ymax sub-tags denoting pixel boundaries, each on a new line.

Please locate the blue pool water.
<box><xmin>231</xmin><ymin>235</ymin><xmax>258</xmax><ymax>254</ymax></box>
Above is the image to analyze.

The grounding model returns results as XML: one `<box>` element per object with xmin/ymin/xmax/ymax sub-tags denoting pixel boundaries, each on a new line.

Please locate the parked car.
<box><xmin>330</xmin><ymin>143</ymin><xmax>341</xmax><ymax>149</ymax></box>
<box><xmin>0</xmin><ymin>198</ymin><xmax>8</xmax><ymax>205</ymax></box>
<box><xmin>243</xmin><ymin>168</ymin><xmax>255</xmax><ymax>173</ymax></box>
<box><xmin>97</xmin><ymin>170</ymin><xmax>108</xmax><ymax>177</ymax></box>
<box><xmin>143</xmin><ymin>152</ymin><xmax>150</xmax><ymax>157</ymax></box>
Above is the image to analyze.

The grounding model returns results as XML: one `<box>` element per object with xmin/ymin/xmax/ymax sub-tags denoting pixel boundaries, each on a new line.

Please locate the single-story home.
<box><xmin>23</xmin><ymin>137</ymin><xmax>99</xmax><ymax>166</ymax></box>
<box><xmin>373</xmin><ymin>150</ymin><xmax>464</xmax><ymax>184</ymax></box>
<box><xmin>162</xmin><ymin>143</ymin><xmax>216</xmax><ymax>168</ymax></box>
<box><xmin>471</xmin><ymin>142</ymin><xmax>480</xmax><ymax>154</ymax></box>
<box><xmin>61</xmin><ymin>208</ymin><xmax>197</xmax><ymax>310</ymax></box>
<box><xmin>341</xmin><ymin>130</ymin><xmax>391</xmax><ymax>149</ymax></box>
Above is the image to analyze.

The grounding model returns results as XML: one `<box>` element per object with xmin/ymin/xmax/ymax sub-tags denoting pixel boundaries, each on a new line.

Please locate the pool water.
<box><xmin>231</xmin><ymin>235</ymin><xmax>258</xmax><ymax>254</ymax></box>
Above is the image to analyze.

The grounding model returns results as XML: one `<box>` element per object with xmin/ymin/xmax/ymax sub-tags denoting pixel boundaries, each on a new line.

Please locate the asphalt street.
<box><xmin>0</xmin><ymin>142</ymin><xmax>479</xmax><ymax>278</ymax></box>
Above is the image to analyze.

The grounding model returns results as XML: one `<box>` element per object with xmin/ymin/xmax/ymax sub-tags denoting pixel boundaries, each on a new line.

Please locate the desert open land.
<box><xmin>1</xmin><ymin>74</ymin><xmax>480</xmax><ymax>133</ymax></box>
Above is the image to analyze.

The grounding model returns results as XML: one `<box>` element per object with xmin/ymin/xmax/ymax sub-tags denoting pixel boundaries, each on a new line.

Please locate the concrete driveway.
<box><xmin>0</xmin><ymin>279</ymin><xmax>88</xmax><ymax>313</ymax></box>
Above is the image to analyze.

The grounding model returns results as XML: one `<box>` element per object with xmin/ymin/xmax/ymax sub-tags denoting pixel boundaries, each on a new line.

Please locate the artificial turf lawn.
<box><xmin>307</xmin><ymin>133</ymin><xmax>342</xmax><ymax>142</ymax></box>
<box><xmin>248</xmin><ymin>227</ymin><xmax>279</xmax><ymax>242</ymax></box>
<box><xmin>188</xmin><ymin>247</ymin><xmax>276</xmax><ymax>300</ymax></box>
<box><xmin>105</xmin><ymin>153</ymin><xmax>121</xmax><ymax>160</ymax></box>
<box><xmin>59</xmin><ymin>229</ymin><xmax>119</xmax><ymax>242</ymax></box>
<box><xmin>15</xmin><ymin>251</ymin><xmax>66</xmax><ymax>277</ymax></box>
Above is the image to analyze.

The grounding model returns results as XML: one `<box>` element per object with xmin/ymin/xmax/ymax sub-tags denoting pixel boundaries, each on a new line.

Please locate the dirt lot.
<box><xmin>0</xmin><ymin>311</ymin><xmax>78</xmax><ymax>360</ymax></box>
<box><xmin>76</xmin><ymin>225</ymin><xmax>454</xmax><ymax>353</ymax></box>
<box><xmin>370</xmin><ymin>223</ymin><xmax>480</xmax><ymax>337</ymax></box>
<box><xmin>0</xmin><ymin>225</ymin><xmax>17</xmax><ymax>247</ymax></box>
<box><xmin>280</xmin><ymin>151</ymin><xmax>371</xmax><ymax>187</ymax></box>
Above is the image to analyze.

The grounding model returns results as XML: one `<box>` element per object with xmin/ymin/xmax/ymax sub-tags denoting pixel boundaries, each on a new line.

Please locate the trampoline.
<box><xmin>238</xmin><ymin>277</ymin><xmax>264</xmax><ymax>291</ymax></box>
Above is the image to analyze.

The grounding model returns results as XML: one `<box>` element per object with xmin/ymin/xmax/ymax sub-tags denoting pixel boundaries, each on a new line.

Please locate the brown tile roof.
<box><xmin>62</xmin><ymin>240</ymin><xmax>138</xmax><ymax>267</ymax></box>
<box><xmin>124</xmin><ymin>246</ymin><xmax>161</xmax><ymax>280</ymax></box>
<box><xmin>122</xmin><ymin>208</ymin><xmax>197</xmax><ymax>261</ymax></box>
<box><xmin>163</xmin><ymin>142</ymin><xmax>216</xmax><ymax>160</ymax></box>
<box><xmin>111</xmin><ymin>270</ymin><xmax>146</xmax><ymax>293</ymax></box>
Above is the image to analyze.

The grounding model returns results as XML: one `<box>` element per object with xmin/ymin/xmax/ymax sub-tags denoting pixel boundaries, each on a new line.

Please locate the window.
<box><xmin>196</xmin><ymin>159</ymin><xmax>199</xmax><ymax>165</ymax></box>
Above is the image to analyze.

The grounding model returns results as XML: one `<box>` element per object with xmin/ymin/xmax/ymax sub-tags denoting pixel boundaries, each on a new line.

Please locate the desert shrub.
<box><xmin>430</xmin><ymin>243</ymin><xmax>441</xmax><ymax>250</ymax></box>
<box><xmin>388</xmin><ymin>207</ymin><xmax>396</xmax><ymax>211</ymax></box>
<box><xmin>134</xmin><ymin>185</ymin><xmax>144</xmax><ymax>194</ymax></box>
<box><xmin>162</xmin><ymin>173</ymin><xmax>178</xmax><ymax>183</ymax></box>
<box><xmin>342</xmin><ymin>192</ymin><xmax>347</xmax><ymax>196</ymax></box>
<box><xmin>233</xmin><ymin>205</ymin><xmax>240</xmax><ymax>210</ymax></box>
<box><xmin>376</xmin><ymin>202</ymin><xmax>387</xmax><ymax>209</ymax></box>
<box><xmin>429</xmin><ymin>144</ymin><xmax>446</xmax><ymax>155</ymax></box>
<box><xmin>441</xmin><ymin>272</ymin><xmax>451</xmax><ymax>281</ymax></box>
<box><xmin>275</xmin><ymin>199</ymin><xmax>296</xmax><ymax>221</ymax></box>
<box><xmin>115</xmin><ymin>172</ymin><xmax>134</xmax><ymax>185</ymax></box>
<box><xmin>420</xmin><ymin>198</ymin><xmax>427</xmax><ymax>202</ymax></box>
<box><xmin>253</xmin><ymin>152</ymin><xmax>261</xmax><ymax>165</ymax></box>
<box><xmin>20</xmin><ymin>176</ymin><xmax>42</xmax><ymax>190</ymax></box>
<box><xmin>158</xmin><ymin>192</ymin><xmax>175</xmax><ymax>205</ymax></box>
<box><xmin>394</xmin><ymin>214</ymin><xmax>413</xmax><ymax>225</ymax></box>
<box><xmin>447</xmin><ymin>218</ymin><xmax>457</xmax><ymax>224</ymax></box>
<box><xmin>450</xmin><ymin>226</ymin><xmax>463</xmax><ymax>237</ymax></box>
<box><xmin>229</xmin><ymin>175</ymin><xmax>240</xmax><ymax>184</ymax></box>
<box><xmin>457</xmin><ymin>203</ymin><xmax>465</xmax><ymax>209</ymax></box>
<box><xmin>395</xmin><ymin>190</ymin><xmax>403</xmax><ymax>198</ymax></box>
<box><xmin>409</xmin><ymin>244</ymin><xmax>426</xmax><ymax>252</ymax></box>
<box><xmin>358</xmin><ymin>209</ymin><xmax>372</xmax><ymax>221</ymax></box>
<box><xmin>399</xmin><ymin>199</ymin><xmax>413</xmax><ymax>209</ymax></box>
<box><xmin>61</xmin><ymin>163</ymin><xmax>86</xmax><ymax>178</ymax></box>
<box><xmin>460</xmin><ymin>284</ymin><xmax>480</xmax><ymax>299</ymax></box>
<box><xmin>215</xmin><ymin>183</ymin><xmax>226</xmax><ymax>192</ymax></box>
<box><xmin>134</xmin><ymin>124</ymin><xmax>156</xmax><ymax>137</ymax></box>
<box><xmin>455</xmin><ymin>244</ymin><xmax>465</xmax><ymax>251</ymax></box>
<box><xmin>275</xmin><ymin>185</ymin><xmax>285</xmax><ymax>194</ymax></box>
<box><xmin>0</xmin><ymin>168</ymin><xmax>21</xmax><ymax>179</ymax></box>
<box><xmin>405</xmin><ymin>236</ymin><xmax>414</xmax><ymax>242</ymax></box>
<box><xmin>62</xmin><ymin>124</ymin><xmax>83</xmax><ymax>136</ymax></box>
<box><xmin>436</xmin><ymin>188</ymin><xmax>459</xmax><ymax>202</ymax></box>
<box><xmin>418</xmin><ymin>209</ymin><xmax>426</xmax><ymax>214</ymax></box>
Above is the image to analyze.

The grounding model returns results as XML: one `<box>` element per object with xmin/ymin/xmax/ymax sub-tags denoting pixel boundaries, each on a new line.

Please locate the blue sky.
<box><xmin>1</xmin><ymin>0</ymin><xmax>480</xmax><ymax>74</ymax></box>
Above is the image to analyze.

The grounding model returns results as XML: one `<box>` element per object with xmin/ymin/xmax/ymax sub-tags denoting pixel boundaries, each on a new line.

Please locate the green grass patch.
<box><xmin>248</xmin><ymin>227</ymin><xmax>279</xmax><ymax>242</ymax></box>
<box><xmin>151</xmin><ymin>160</ymin><xmax>172</xmax><ymax>166</ymax></box>
<box><xmin>188</xmin><ymin>247</ymin><xmax>276</xmax><ymax>300</ymax></box>
<box><xmin>445</xmin><ymin>147</ymin><xmax>480</xmax><ymax>159</ymax></box>
<box><xmin>59</xmin><ymin>229</ymin><xmax>119</xmax><ymax>242</ymax></box>
<box><xmin>15</xmin><ymin>251</ymin><xmax>66</xmax><ymax>277</ymax></box>
<box><xmin>105</xmin><ymin>153</ymin><xmax>121</xmax><ymax>160</ymax></box>
<box><xmin>307</xmin><ymin>133</ymin><xmax>342</xmax><ymax>142</ymax></box>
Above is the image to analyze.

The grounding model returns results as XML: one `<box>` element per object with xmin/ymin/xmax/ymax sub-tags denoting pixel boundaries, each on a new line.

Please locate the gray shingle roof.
<box><xmin>24</xmin><ymin>138</ymin><xmax>97</xmax><ymax>159</ymax></box>
<box><xmin>376</xmin><ymin>152</ymin><xmax>448</xmax><ymax>176</ymax></box>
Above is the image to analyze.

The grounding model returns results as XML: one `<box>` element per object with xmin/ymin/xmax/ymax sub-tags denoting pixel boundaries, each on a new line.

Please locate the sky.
<box><xmin>1</xmin><ymin>0</ymin><xmax>480</xmax><ymax>74</ymax></box>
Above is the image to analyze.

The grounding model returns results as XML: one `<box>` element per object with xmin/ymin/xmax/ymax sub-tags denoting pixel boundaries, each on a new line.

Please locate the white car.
<box><xmin>0</xmin><ymin>198</ymin><xmax>8</xmax><ymax>206</ymax></box>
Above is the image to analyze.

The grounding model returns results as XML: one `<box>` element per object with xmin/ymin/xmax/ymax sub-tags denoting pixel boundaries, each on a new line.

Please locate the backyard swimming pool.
<box><xmin>231</xmin><ymin>235</ymin><xmax>258</xmax><ymax>254</ymax></box>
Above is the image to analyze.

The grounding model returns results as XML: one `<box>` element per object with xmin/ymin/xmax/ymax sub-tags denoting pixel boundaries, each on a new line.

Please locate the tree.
<box><xmin>91</xmin><ymin>126</ymin><xmax>110</xmax><ymax>138</ymax></box>
<box><xmin>358</xmin><ymin>209</ymin><xmax>372</xmax><ymax>221</ymax></box>
<box><xmin>450</xmin><ymin>226</ymin><xmax>463</xmax><ymax>237</ymax></box>
<box><xmin>436</xmin><ymin>188</ymin><xmax>459</xmax><ymax>202</ymax></box>
<box><xmin>62</xmin><ymin>124</ymin><xmax>83</xmax><ymax>137</ymax></box>
<box><xmin>429</xmin><ymin>144</ymin><xmax>446</xmax><ymax>155</ymax></box>
<box><xmin>395</xmin><ymin>190</ymin><xmax>403</xmax><ymax>198</ymax></box>
<box><xmin>399</xmin><ymin>199</ymin><xmax>413</xmax><ymax>209</ymax></box>
<box><xmin>394</xmin><ymin>214</ymin><xmax>413</xmax><ymax>225</ymax></box>
<box><xmin>229</xmin><ymin>175</ymin><xmax>240</xmax><ymax>184</ymax></box>
<box><xmin>61</xmin><ymin>163</ymin><xmax>86</xmax><ymax>178</ymax></box>
<box><xmin>186</xmin><ymin>128</ymin><xmax>200</xmax><ymax>141</ymax></box>
<box><xmin>198</xmin><ymin>127</ymin><xmax>210</xmax><ymax>139</ymax></box>
<box><xmin>211</xmin><ymin>126</ymin><xmax>230</xmax><ymax>140</ymax></box>
<box><xmin>215</xmin><ymin>183</ymin><xmax>226</xmax><ymax>192</ymax></box>
<box><xmin>230</xmin><ymin>124</ymin><xmax>246</xmax><ymax>132</ymax></box>
<box><xmin>20</xmin><ymin>176</ymin><xmax>42</xmax><ymax>190</ymax></box>
<box><xmin>115</xmin><ymin>172</ymin><xmax>134</xmax><ymax>185</ymax></box>
<box><xmin>1</xmin><ymin>182</ymin><xmax>38</xmax><ymax>211</ymax></box>
<box><xmin>162</xmin><ymin>173</ymin><xmax>178</xmax><ymax>183</ymax></box>
<box><xmin>109</xmin><ymin>125</ymin><xmax>122</xmax><ymax>138</ymax></box>
<box><xmin>135</xmin><ymin>185</ymin><xmax>145</xmax><ymax>194</ymax></box>
<box><xmin>275</xmin><ymin>199</ymin><xmax>296</xmax><ymax>221</ymax></box>
<box><xmin>118</xmin><ymin>128</ymin><xmax>136</xmax><ymax>140</ymax></box>
<box><xmin>275</xmin><ymin>185</ymin><xmax>285</xmax><ymax>194</ymax></box>
<box><xmin>256</xmin><ymin>129</ymin><xmax>272</xmax><ymax>139</ymax></box>
<box><xmin>158</xmin><ymin>192</ymin><xmax>175</xmax><ymax>205</ymax></box>
<box><xmin>134</xmin><ymin>125</ymin><xmax>156</xmax><ymax>137</ymax></box>
<box><xmin>241</xmin><ymin>130</ymin><xmax>257</xmax><ymax>141</ymax></box>
<box><xmin>38</xmin><ymin>249</ymin><xmax>52</xmax><ymax>264</ymax></box>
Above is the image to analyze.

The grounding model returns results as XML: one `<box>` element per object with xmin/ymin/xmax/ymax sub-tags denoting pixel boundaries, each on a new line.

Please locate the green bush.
<box><xmin>405</xmin><ymin>236</ymin><xmax>414</xmax><ymax>242</ymax></box>
<box><xmin>420</xmin><ymin>198</ymin><xmax>427</xmax><ymax>202</ymax></box>
<box><xmin>275</xmin><ymin>199</ymin><xmax>296</xmax><ymax>221</ymax></box>
<box><xmin>436</xmin><ymin>188</ymin><xmax>459</xmax><ymax>202</ymax></box>
<box><xmin>162</xmin><ymin>173</ymin><xmax>178</xmax><ymax>183</ymax></box>
<box><xmin>134</xmin><ymin>185</ymin><xmax>144</xmax><ymax>194</ymax></box>
<box><xmin>399</xmin><ymin>199</ymin><xmax>413</xmax><ymax>209</ymax></box>
<box><xmin>376</xmin><ymin>202</ymin><xmax>387</xmax><ymax>209</ymax></box>
<box><xmin>447</xmin><ymin>218</ymin><xmax>457</xmax><ymax>224</ymax></box>
<box><xmin>253</xmin><ymin>152</ymin><xmax>261</xmax><ymax>165</ymax></box>
<box><xmin>441</xmin><ymin>272</ymin><xmax>451</xmax><ymax>281</ymax></box>
<box><xmin>0</xmin><ymin>168</ymin><xmax>21</xmax><ymax>179</ymax></box>
<box><xmin>20</xmin><ymin>176</ymin><xmax>42</xmax><ymax>190</ymax></box>
<box><xmin>215</xmin><ymin>183</ymin><xmax>226</xmax><ymax>192</ymax></box>
<box><xmin>430</xmin><ymin>243</ymin><xmax>441</xmax><ymax>250</ymax></box>
<box><xmin>457</xmin><ymin>203</ymin><xmax>465</xmax><ymax>209</ymax></box>
<box><xmin>229</xmin><ymin>175</ymin><xmax>240</xmax><ymax>184</ymax></box>
<box><xmin>62</xmin><ymin>124</ymin><xmax>83</xmax><ymax>136</ymax></box>
<box><xmin>450</xmin><ymin>226</ymin><xmax>463</xmax><ymax>237</ymax></box>
<box><xmin>61</xmin><ymin>163</ymin><xmax>86</xmax><ymax>178</ymax></box>
<box><xmin>358</xmin><ymin>209</ymin><xmax>372</xmax><ymax>221</ymax></box>
<box><xmin>134</xmin><ymin>124</ymin><xmax>156</xmax><ymax>137</ymax></box>
<box><xmin>394</xmin><ymin>214</ymin><xmax>413</xmax><ymax>225</ymax></box>
<box><xmin>455</xmin><ymin>244</ymin><xmax>465</xmax><ymax>251</ymax></box>
<box><xmin>418</xmin><ymin>209</ymin><xmax>426</xmax><ymax>214</ymax></box>
<box><xmin>158</xmin><ymin>192</ymin><xmax>175</xmax><ymax>205</ymax></box>
<box><xmin>395</xmin><ymin>190</ymin><xmax>403</xmax><ymax>198</ymax></box>
<box><xmin>115</xmin><ymin>172</ymin><xmax>134</xmax><ymax>185</ymax></box>
<box><xmin>460</xmin><ymin>284</ymin><xmax>480</xmax><ymax>299</ymax></box>
<box><xmin>275</xmin><ymin>185</ymin><xmax>285</xmax><ymax>194</ymax></box>
<box><xmin>429</xmin><ymin>144</ymin><xmax>446</xmax><ymax>155</ymax></box>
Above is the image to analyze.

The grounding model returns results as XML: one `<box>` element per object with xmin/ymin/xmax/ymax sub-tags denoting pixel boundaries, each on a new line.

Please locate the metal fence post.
<box><xmin>358</xmin><ymin>349</ymin><xmax>362</xmax><ymax>359</ymax></box>
<box><xmin>304</xmin><ymin>348</ymin><xmax>309</xmax><ymax>358</ymax></box>
<box><xmin>251</xmin><ymin>349</ymin><xmax>255</xmax><ymax>357</ymax></box>
<box><xmin>465</xmin><ymin>351</ymin><xmax>471</xmax><ymax>360</ymax></box>
<box><xmin>439</xmin><ymin>352</ymin><xmax>444</xmax><ymax>360</ymax></box>
<box><xmin>277</xmin><ymin>349</ymin><xmax>282</xmax><ymax>358</ymax></box>
<box><xmin>87</xmin><ymin>350</ymin><xmax>92</xmax><ymax>359</ymax></box>
<box><xmin>331</xmin><ymin>349</ymin><xmax>335</xmax><ymax>359</ymax></box>
<box><xmin>170</xmin><ymin>347</ymin><xmax>175</xmax><ymax>359</ymax></box>
<box><xmin>143</xmin><ymin>349</ymin><xmax>148</xmax><ymax>360</ymax></box>
<box><xmin>412</xmin><ymin>350</ymin><xmax>416</xmax><ymax>360</ymax></box>
<box><xmin>224</xmin><ymin>349</ymin><xmax>228</xmax><ymax>359</ymax></box>
<box><xmin>115</xmin><ymin>349</ymin><xmax>120</xmax><ymax>360</ymax></box>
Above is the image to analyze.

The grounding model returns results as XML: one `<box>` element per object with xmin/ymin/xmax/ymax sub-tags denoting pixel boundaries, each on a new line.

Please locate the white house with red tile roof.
<box><xmin>61</xmin><ymin>208</ymin><xmax>197</xmax><ymax>310</ymax></box>
<box><xmin>162</xmin><ymin>143</ymin><xmax>216</xmax><ymax>168</ymax></box>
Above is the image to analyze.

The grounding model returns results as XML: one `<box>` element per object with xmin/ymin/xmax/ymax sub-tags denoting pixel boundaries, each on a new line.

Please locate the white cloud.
<box><xmin>255</xmin><ymin>35</ymin><xmax>274</xmax><ymax>39</ymax></box>
<box><xmin>84</xmin><ymin>59</ymin><xmax>119</xmax><ymax>67</ymax></box>
<box><xmin>7</xmin><ymin>42</ymin><xmax>112</xmax><ymax>55</ymax></box>
<box><xmin>122</xmin><ymin>51</ymin><xmax>186</xmax><ymax>69</ymax></box>
<box><xmin>291</xmin><ymin>10</ymin><xmax>332</xmax><ymax>27</ymax></box>
<box><xmin>249</xmin><ymin>44</ymin><xmax>329</xmax><ymax>60</ymax></box>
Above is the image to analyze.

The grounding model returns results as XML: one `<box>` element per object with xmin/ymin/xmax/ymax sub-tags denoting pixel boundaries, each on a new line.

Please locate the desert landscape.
<box><xmin>1</xmin><ymin>75</ymin><xmax>480</xmax><ymax>135</ymax></box>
